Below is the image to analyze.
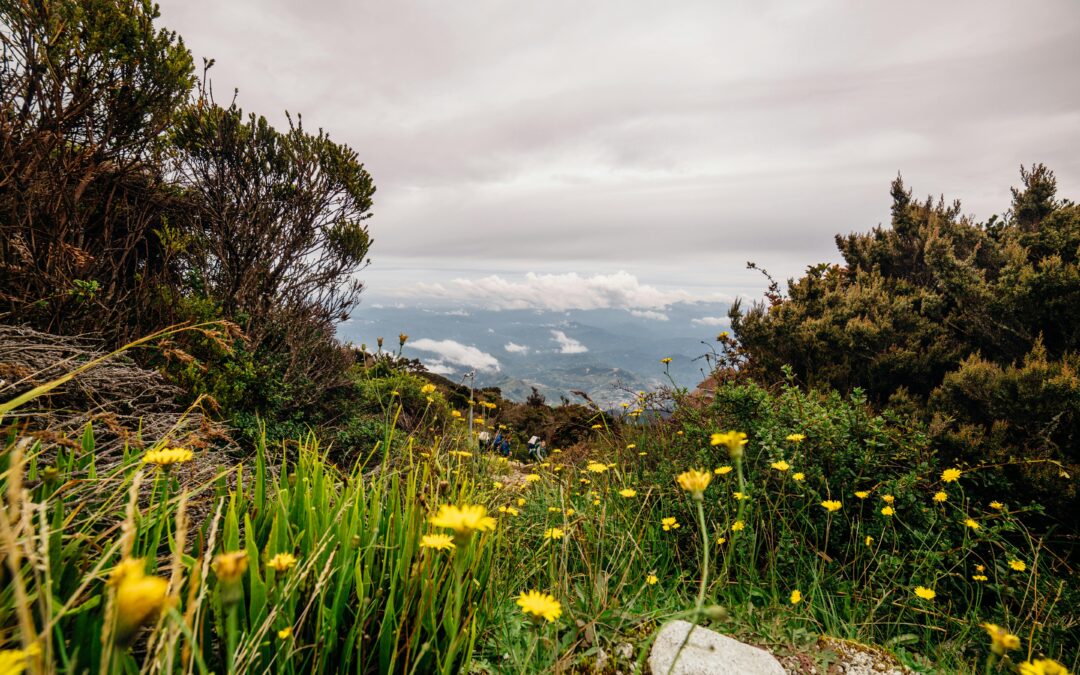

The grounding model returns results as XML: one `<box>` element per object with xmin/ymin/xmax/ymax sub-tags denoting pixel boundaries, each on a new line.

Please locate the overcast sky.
<box><xmin>157</xmin><ymin>0</ymin><xmax>1080</xmax><ymax>310</ymax></box>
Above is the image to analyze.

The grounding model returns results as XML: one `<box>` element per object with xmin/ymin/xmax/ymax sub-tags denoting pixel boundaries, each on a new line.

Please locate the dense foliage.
<box><xmin>0</xmin><ymin>0</ymin><xmax>374</xmax><ymax>421</ymax></box>
<box><xmin>732</xmin><ymin>166</ymin><xmax>1080</xmax><ymax>528</ymax></box>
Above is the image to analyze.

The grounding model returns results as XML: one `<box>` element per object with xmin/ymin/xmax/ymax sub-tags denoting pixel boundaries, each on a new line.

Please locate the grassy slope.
<box><xmin>0</xmin><ymin>370</ymin><xmax>1076</xmax><ymax>674</ymax></box>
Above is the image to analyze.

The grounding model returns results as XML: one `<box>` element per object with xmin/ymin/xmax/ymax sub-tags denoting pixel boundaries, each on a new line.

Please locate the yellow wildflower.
<box><xmin>941</xmin><ymin>468</ymin><xmax>962</xmax><ymax>483</ymax></box>
<box><xmin>525</xmin><ymin>474</ymin><xmax>541</xmax><ymax>482</ymax></box>
<box><xmin>865</xmin><ymin>535</ymin><xmax>874</xmax><ymax>547</ymax></box>
<box><xmin>544</xmin><ymin>528</ymin><xmax>564</xmax><ymax>540</ymax></box>
<box><xmin>1018</xmin><ymin>659</ymin><xmax>1071</xmax><ymax>675</ymax></box>
<box><xmin>619</xmin><ymin>488</ymin><xmax>637</xmax><ymax>498</ymax></box>
<box><xmin>990</xmin><ymin>501</ymin><xmax>1004</xmax><ymax>510</ymax></box>
<box><xmin>964</xmin><ymin>518</ymin><xmax>980</xmax><ymax>530</ymax></box>
<box><xmin>421</xmin><ymin>383</ymin><xmax>436</xmax><ymax>394</ymax></box>
<box><xmin>214</xmin><ymin>551</ymin><xmax>248</xmax><ymax>583</ymax></box>
<box><xmin>972</xmin><ymin>574</ymin><xmax>988</xmax><ymax>581</ymax></box>
<box><xmin>661</xmin><ymin>357</ymin><xmax>672</xmax><ymax>364</ymax></box>
<box><xmin>112</xmin><ymin>558</ymin><xmax>170</xmax><ymax>645</ymax></box>
<box><xmin>785</xmin><ymin>433</ymin><xmax>806</xmax><ymax>443</ymax></box>
<box><xmin>661</xmin><ymin>517</ymin><xmax>680</xmax><ymax>531</ymax></box>
<box><xmin>420</xmin><ymin>533</ymin><xmax>456</xmax><ymax>550</ymax></box>
<box><xmin>882</xmin><ymin>494</ymin><xmax>895</xmax><ymax>504</ymax></box>
<box><xmin>591</xmin><ymin>423</ymin><xmax>603</xmax><ymax>429</ymax></box>
<box><xmin>586</xmin><ymin>462</ymin><xmax>609</xmax><ymax>473</ymax></box>
<box><xmin>733</xmin><ymin>491</ymin><xmax>749</xmax><ymax>501</ymax></box>
<box><xmin>267</xmin><ymin>553</ymin><xmax>297</xmax><ymax>573</ymax></box>
<box><xmin>429</xmin><ymin>504</ymin><xmax>496</xmax><ymax>540</ymax></box>
<box><xmin>731</xmin><ymin>520</ymin><xmax>745</xmax><ymax>532</ymax></box>
<box><xmin>981</xmin><ymin>623</ymin><xmax>1020</xmax><ymax>655</ymax></box>
<box><xmin>646</xmin><ymin>574</ymin><xmax>658</xmax><ymax>585</ymax></box>
<box><xmin>517</xmin><ymin>498</ymin><xmax>526</xmax><ymax>507</ymax></box>
<box><xmin>913</xmin><ymin>586</ymin><xmax>936</xmax><ymax>600</ymax></box>
<box><xmin>497</xmin><ymin>506</ymin><xmax>520</xmax><ymax>516</ymax></box>
<box><xmin>790</xmin><ymin>589</ymin><xmax>802</xmax><ymax>604</ymax></box>
<box><xmin>714</xmin><ymin>466</ymin><xmax>733</xmax><ymax>475</ymax></box>
<box><xmin>771</xmin><ymin>460</ymin><xmax>791</xmax><ymax>471</ymax></box>
<box><xmin>710</xmin><ymin>430</ymin><xmax>748</xmax><ymax>460</ymax></box>
<box><xmin>933</xmin><ymin>491</ymin><xmax>947</xmax><ymax>503</ymax></box>
<box><xmin>676</xmin><ymin>469</ymin><xmax>712</xmax><ymax>499</ymax></box>
<box><xmin>517</xmin><ymin>590</ymin><xmax>562</xmax><ymax>623</ymax></box>
<box><xmin>0</xmin><ymin>645</ymin><xmax>40</xmax><ymax>675</ymax></box>
<box><xmin>792</xmin><ymin>472</ymin><xmax>805</xmax><ymax>481</ymax></box>
<box><xmin>716</xmin><ymin>537</ymin><xmax>727</xmax><ymax>545</ymax></box>
<box><xmin>143</xmin><ymin>447</ymin><xmax>193</xmax><ymax>467</ymax></box>
<box><xmin>278</xmin><ymin>626</ymin><xmax>292</xmax><ymax>639</ymax></box>
<box><xmin>820</xmin><ymin>500</ymin><xmax>842</xmax><ymax>513</ymax></box>
<box><xmin>881</xmin><ymin>506</ymin><xmax>895</xmax><ymax>516</ymax></box>
<box><xmin>109</xmin><ymin>558</ymin><xmax>147</xmax><ymax>586</ymax></box>
<box><xmin>855</xmin><ymin>491</ymin><xmax>870</xmax><ymax>499</ymax></box>
<box><xmin>1009</xmin><ymin>560</ymin><xmax>1026</xmax><ymax>571</ymax></box>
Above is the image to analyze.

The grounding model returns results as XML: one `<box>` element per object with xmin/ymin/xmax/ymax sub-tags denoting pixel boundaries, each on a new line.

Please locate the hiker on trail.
<box><xmin>499</xmin><ymin>433</ymin><xmax>512</xmax><ymax>458</ymax></box>
<box><xmin>491</xmin><ymin>430</ymin><xmax>504</xmax><ymax>453</ymax></box>
<box><xmin>527</xmin><ymin>436</ymin><xmax>548</xmax><ymax>462</ymax></box>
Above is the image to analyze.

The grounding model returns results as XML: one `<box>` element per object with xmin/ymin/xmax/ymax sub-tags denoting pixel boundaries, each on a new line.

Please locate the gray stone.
<box><xmin>648</xmin><ymin>620</ymin><xmax>786</xmax><ymax>675</ymax></box>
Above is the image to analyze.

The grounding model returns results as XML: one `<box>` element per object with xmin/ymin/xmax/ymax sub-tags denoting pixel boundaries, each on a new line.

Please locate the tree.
<box><xmin>731</xmin><ymin>166</ymin><xmax>1079</xmax><ymax>525</ymax></box>
<box><xmin>0</xmin><ymin>0</ymin><xmax>194</xmax><ymax>338</ymax></box>
<box><xmin>169</xmin><ymin>99</ymin><xmax>375</xmax><ymax>408</ymax></box>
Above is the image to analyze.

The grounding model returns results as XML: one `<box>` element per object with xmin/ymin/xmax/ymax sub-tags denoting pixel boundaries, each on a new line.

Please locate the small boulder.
<box><xmin>648</xmin><ymin>620</ymin><xmax>786</xmax><ymax>675</ymax></box>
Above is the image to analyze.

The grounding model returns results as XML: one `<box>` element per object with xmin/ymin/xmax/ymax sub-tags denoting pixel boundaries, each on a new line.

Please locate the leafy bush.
<box><xmin>0</xmin><ymin>0</ymin><xmax>194</xmax><ymax>340</ymax></box>
<box><xmin>731</xmin><ymin>166</ymin><xmax>1080</xmax><ymax>528</ymax></box>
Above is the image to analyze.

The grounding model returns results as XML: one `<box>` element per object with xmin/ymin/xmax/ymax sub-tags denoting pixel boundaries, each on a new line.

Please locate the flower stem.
<box><xmin>666</xmin><ymin>497</ymin><xmax>711</xmax><ymax>675</ymax></box>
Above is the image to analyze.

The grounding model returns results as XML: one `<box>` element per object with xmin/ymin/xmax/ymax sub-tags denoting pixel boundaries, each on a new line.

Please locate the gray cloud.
<box><xmin>157</xmin><ymin>0</ymin><xmax>1080</xmax><ymax>301</ymax></box>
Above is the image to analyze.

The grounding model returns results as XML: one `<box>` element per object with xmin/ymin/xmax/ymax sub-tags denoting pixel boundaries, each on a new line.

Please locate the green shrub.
<box><xmin>731</xmin><ymin>166</ymin><xmax>1080</xmax><ymax>529</ymax></box>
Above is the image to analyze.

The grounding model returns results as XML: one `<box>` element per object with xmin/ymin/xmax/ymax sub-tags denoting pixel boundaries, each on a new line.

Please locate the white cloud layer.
<box><xmin>629</xmin><ymin>309</ymin><xmax>670</xmax><ymax>321</ymax></box>
<box><xmin>691</xmin><ymin>316</ymin><xmax>731</xmax><ymax>327</ymax></box>
<box><xmin>424</xmin><ymin>362</ymin><xmax>457</xmax><ymax>376</ymax></box>
<box><xmin>504</xmin><ymin>342</ymin><xmax>530</xmax><ymax>354</ymax></box>
<box><xmin>409</xmin><ymin>338</ymin><xmax>501</xmax><ymax>373</ymax></box>
<box><xmin>413</xmin><ymin>271</ymin><xmax>704</xmax><ymax>311</ymax></box>
<box><xmin>550</xmin><ymin>330</ymin><xmax>588</xmax><ymax>354</ymax></box>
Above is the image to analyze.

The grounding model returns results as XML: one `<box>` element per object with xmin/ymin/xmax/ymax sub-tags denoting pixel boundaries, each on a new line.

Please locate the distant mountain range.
<box><xmin>338</xmin><ymin>301</ymin><xmax>732</xmax><ymax>408</ymax></box>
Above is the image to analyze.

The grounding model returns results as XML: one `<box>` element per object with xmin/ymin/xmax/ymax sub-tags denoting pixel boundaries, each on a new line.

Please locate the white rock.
<box><xmin>648</xmin><ymin>620</ymin><xmax>786</xmax><ymax>675</ymax></box>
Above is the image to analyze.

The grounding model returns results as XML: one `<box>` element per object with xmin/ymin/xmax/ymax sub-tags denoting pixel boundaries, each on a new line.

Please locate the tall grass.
<box><xmin>0</xmin><ymin>365</ymin><xmax>1076</xmax><ymax>674</ymax></box>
